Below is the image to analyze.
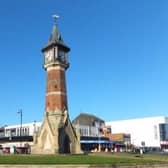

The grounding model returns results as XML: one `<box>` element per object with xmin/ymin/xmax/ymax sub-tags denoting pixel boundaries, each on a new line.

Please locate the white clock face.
<box><xmin>45</xmin><ymin>50</ymin><xmax>53</xmax><ymax>63</ymax></box>
<box><xmin>58</xmin><ymin>50</ymin><xmax>66</xmax><ymax>62</ymax></box>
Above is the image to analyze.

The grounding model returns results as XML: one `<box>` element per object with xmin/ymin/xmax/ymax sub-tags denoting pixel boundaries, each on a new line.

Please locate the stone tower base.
<box><xmin>31</xmin><ymin>109</ymin><xmax>81</xmax><ymax>154</ymax></box>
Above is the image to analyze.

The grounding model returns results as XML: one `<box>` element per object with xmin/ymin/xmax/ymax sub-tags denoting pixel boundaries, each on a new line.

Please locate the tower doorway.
<box><xmin>59</xmin><ymin>128</ymin><xmax>71</xmax><ymax>153</ymax></box>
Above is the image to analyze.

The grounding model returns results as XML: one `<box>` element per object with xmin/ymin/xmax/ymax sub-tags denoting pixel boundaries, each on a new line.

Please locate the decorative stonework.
<box><xmin>32</xmin><ymin>108</ymin><xmax>81</xmax><ymax>154</ymax></box>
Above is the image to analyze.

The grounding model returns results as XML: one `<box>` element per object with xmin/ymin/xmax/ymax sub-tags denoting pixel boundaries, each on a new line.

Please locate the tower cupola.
<box><xmin>42</xmin><ymin>16</ymin><xmax>70</xmax><ymax>70</ymax></box>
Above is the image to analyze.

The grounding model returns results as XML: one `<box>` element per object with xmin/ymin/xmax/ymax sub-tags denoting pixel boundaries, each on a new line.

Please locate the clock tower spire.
<box><xmin>32</xmin><ymin>15</ymin><xmax>81</xmax><ymax>154</ymax></box>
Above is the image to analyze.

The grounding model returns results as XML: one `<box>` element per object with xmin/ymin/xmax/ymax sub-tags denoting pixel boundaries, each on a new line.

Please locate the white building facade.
<box><xmin>0</xmin><ymin>122</ymin><xmax>41</xmax><ymax>149</ymax></box>
<box><xmin>106</xmin><ymin>116</ymin><xmax>168</xmax><ymax>149</ymax></box>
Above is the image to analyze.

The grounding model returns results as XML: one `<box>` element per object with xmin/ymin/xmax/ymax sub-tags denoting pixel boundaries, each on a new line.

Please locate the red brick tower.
<box><xmin>32</xmin><ymin>16</ymin><xmax>81</xmax><ymax>154</ymax></box>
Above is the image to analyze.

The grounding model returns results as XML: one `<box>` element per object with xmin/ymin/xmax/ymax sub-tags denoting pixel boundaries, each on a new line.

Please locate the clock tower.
<box><xmin>32</xmin><ymin>16</ymin><xmax>81</xmax><ymax>154</ymax></box>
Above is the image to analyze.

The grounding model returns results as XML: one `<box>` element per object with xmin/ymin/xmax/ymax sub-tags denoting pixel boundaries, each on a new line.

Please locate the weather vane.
<box><xmin>52</xmin><ymin>14</ymin><xmax>60</xmax><ymax>24</ymax></box>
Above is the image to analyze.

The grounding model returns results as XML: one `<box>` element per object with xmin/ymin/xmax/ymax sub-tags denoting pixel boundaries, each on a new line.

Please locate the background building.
<box><xmin>106</xmin><ymin>116</ymin><xmax>168</xmax><ymax>151</ymax></box>
<box><xmin>72</xmin><ymin>113</ymin><xmax>112</xmax><ymax>152</ymax></box>
<box><xmin>105</xmin><ymin>133</ymin><xmax>131</xmax><ymax>145</ymax></box>
<box><xmin>72</xmin><ymin>113</ymin><xmax>105</xmax><ymax>137</ymax></box>
<box><xmin>0</xmin><ymin>122</ymin><xmax>41</xmax><ymax>153</ymax></box>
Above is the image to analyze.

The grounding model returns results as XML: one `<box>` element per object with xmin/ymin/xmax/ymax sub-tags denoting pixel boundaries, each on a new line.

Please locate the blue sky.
<box><xmin>0</xmin><ymin>0</ymin><xmax>168</xmax><ymax>126</ymax></box>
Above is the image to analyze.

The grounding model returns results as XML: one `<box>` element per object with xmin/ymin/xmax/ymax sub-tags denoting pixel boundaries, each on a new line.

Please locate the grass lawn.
<box><xmin>0</xmin><ymin>153</ymin><xmax>167</xmax><ymax>165</ymax></box>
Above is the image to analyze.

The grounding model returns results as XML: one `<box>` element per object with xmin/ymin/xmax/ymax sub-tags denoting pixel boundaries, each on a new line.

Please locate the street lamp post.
<box><xmin>17</xmin><ymin>109</ymin><xmax>22</xmax><ymax>147</ymax></box>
